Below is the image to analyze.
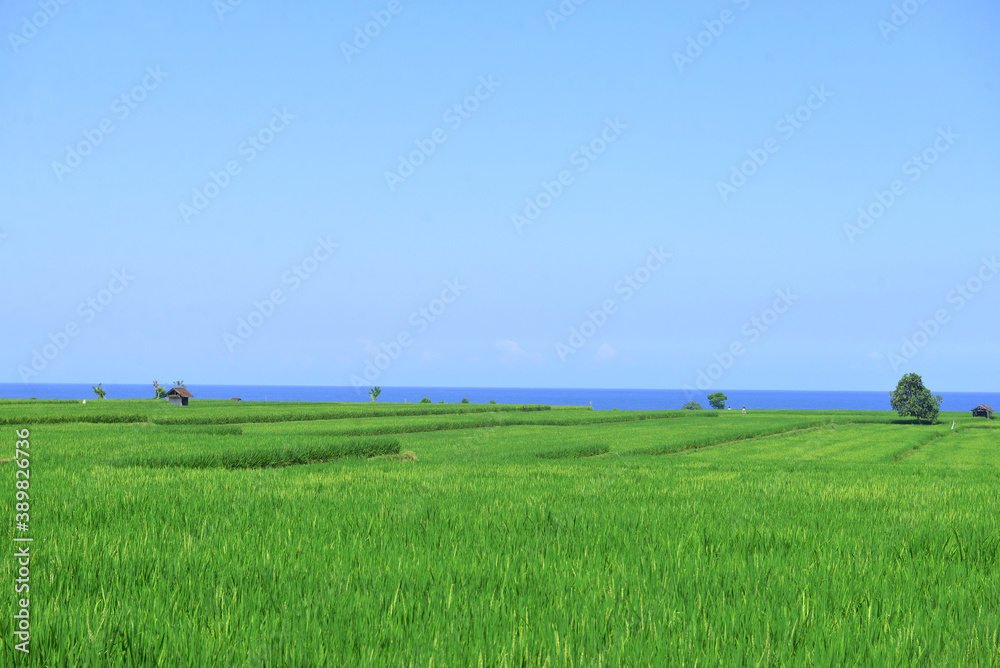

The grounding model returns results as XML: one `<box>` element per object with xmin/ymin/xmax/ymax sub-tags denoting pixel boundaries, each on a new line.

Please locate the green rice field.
<box><xmin>2</xmin><ymin>400</ymin><xmax>998</xmax><ymax>665</ymax></box>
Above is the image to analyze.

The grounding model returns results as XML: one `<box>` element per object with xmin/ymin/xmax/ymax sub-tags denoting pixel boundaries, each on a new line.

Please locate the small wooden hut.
<box><xmin>166</xmin><ymin>387</ymin><xmax>194</xmax><ymax>406</ymax></box>
<box><xmin>971</xmin><ymin>405</ymin><xmax>994</xmax><ymax>419</ymax></box>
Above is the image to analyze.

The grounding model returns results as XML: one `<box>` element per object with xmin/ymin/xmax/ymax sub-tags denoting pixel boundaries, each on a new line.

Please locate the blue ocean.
<box><xmin>0</xmin><ymin>384</ymin><xmax>995</xmax><ymax>413</ymax></box>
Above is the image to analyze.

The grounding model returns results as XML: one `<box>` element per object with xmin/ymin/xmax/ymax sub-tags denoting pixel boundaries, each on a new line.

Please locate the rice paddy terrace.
<box><xmin>2</xmin><ymin>399</ymin><xmax>997</xmax><ymax>665</ymax></box>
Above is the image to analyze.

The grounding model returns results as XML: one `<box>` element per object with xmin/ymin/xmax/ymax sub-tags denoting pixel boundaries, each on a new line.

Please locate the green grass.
<box><xmin>111</xmin><ymin>435</ymin><xmax>400</xmax><ymax>469</ymax></box>
<box><xmin>536</xmin><ymin>443</ymin><xmax>611</xmax><ymax>459</ymax></box>
<box><xmin>0</xmin><ymin>399</ymin><xmax>552</xmax><ymax>426</ymax></box>
<box><xmin>144</xmin><ymin>424</ymin><xmax>244</xmax><ymax>436</ymax></box>
<box><xmin>2</xmin><ymin>401</ymin><xmax>998</xmax><ymax>665</ymax></box>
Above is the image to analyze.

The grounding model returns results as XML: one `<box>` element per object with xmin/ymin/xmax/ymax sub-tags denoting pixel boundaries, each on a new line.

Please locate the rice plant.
<box><xmin>2</xmin><ymin>403</ymin><xmax>997</xmax><ymax>665</ymax></box>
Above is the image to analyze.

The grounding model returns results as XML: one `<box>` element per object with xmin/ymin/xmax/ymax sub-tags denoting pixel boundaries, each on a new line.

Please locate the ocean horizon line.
<box><xmin>2</xmin><ymin>383</ymin><xmax>996</xmax><ymax>413</ymax></box>
<box><xmin>2</xmin><ymin>382</ymin><xmax>995</xmax><ymax>394</ymax></box>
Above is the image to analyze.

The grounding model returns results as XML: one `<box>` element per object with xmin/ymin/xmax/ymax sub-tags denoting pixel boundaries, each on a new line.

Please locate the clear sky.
<box><xmin>2</xmin><ymin>0</ymin><xmax>997</xmax><ymax>392</ymax></box>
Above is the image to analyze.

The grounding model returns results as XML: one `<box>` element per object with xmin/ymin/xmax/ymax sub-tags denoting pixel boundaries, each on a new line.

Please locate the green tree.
<box><xmin>707</xmin><ymin>392</ymin><xmax>727</xmax><ymax>410</ymax></box>
<box><xmin>682</xmin><ymin>401</ymin><xmax>703</xmax><ymax>410</ymax></box>
<box><xmin>890</xmin><ymin>373</ymin><xmax>942</xmax><ymax>424</ymax></box>
<box><xmin>461</xmin><ymin>398</ymin><xmax>470</xmax><ymax>404</ymax></box>
<box><xmin>369</xmin><ymin>386</ymin><xmax>381</xmax><ymax>402</ymax></box>
<box><xmin>174</xmin><ymin>380</ymin><xmax>185</xmax><ymax>388</ymax></box>
<box><xmin>153</xmin><ymin>381</ymin><xmax>167</xmax><ymax>399</ymax></box>
<box><xmin>420</xmin><ymin>397</ymin><xmax>432</xmax><ymax>403</ymax></box>
<box><xmin>92</xmin><ymin>383</ymin><xmax>106</xmax><ymax>399</ymax></box>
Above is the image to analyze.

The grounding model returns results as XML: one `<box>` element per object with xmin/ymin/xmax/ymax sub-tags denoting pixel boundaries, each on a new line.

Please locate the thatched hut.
<box><xmin>166</xmin><ymin>387</ymin><xmax>194</xmax><ymax>406</ymax></box>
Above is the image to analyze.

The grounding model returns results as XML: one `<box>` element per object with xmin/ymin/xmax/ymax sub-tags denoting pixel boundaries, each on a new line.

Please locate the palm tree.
<box><xmin>174</xmin><ymin>380</ymin><xmax>185</xmax><ymax>388</ymax></box>
<box><xmin>369</xmin><ymin>386</ymin><xmax>381</xmax><ymax>402</ymax></box>
<box><xmin>92</xmin><ymin>383</ymin><xmax>107</xmax><ymax>399</ymax></box>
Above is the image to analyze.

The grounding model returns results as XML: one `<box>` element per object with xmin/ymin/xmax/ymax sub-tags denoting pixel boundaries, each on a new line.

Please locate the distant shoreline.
<box><xmin>1</xmin><ymin>383</ymin><xmax>995</xmax><ymax>413</ymax></box>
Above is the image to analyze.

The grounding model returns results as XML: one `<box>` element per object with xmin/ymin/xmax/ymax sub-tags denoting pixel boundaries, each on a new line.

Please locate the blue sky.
<box><xmin>2</xmin><ymin>0</ymin><xmax>997</xmax><ymax>392</ymax></box>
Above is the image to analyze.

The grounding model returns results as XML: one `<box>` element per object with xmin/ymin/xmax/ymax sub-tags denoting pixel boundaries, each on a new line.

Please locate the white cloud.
<box><xmin>360</xmin><ymin>338</ymin><xmax>379</xmax><ymax>356</ymax></box>
<box><xmin>596</xmin><ymin>343</ymin><xmax>617</xmax><ymax>360</ymax></box>
<box><xmin>496</xmin><ymin>339</ymin><xmax>525</xmax><ymax>357</ymax></box>
<box><xmin>496</xmin><ymin>339</ymin><xmax>543</xmax><ymax>364</ymax></box>
<box><xmin>496</xmin><ymin>339</ymin><xmax>526</xmax><ymax>363</ymax></box>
